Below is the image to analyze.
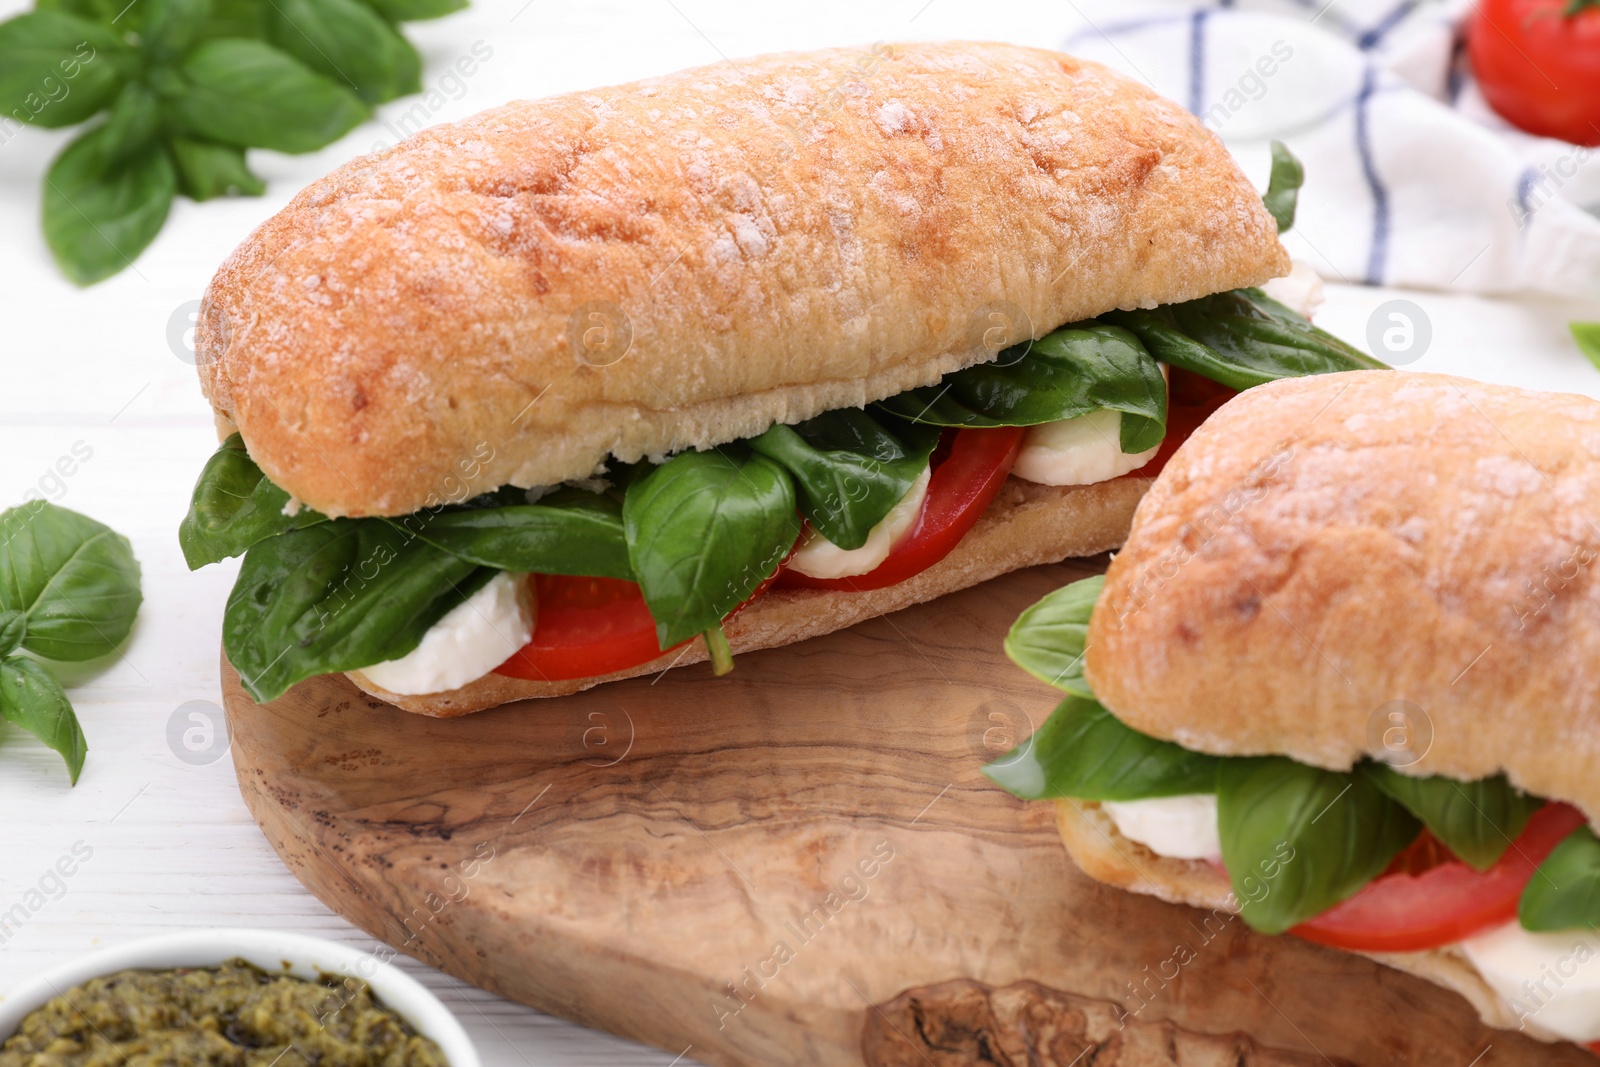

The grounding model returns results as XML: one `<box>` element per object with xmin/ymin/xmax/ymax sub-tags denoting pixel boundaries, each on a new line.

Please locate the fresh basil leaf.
<box><xmin>0</xmin><ymin>12</ymin><xmax>130</xmax><ymax>129</ymax></box>
<box><xmin>0</xmin><ymin>612</ymin><xmax>25</xmax><ymax>658</ymax></box>
<box><xmin>1520</xmin><ymin>826</ymin><xmax>1600</xmax><ymax>933</ymax></box>
<box><xmin>622</xmin><ymin>448</ymin><xmax>801</xmax><ymax>648</ymax></box>
<box><xmin>188</xmin><ymin>0</ymin><xmax>267</xmax><ymax>40</ymax></box>
<box><xmin>1264</xmin><ymin>140</ymin><xmax>1302</xmax><ymax>234</ymax></box>
<box><xmin>877</xmin><ymin>324</ymin><xmax>1168</xmax><ymax>452</ymax></box>
<box><xmin>1003</xmin><ymin>575</ymin><xmax>1102</xmax><ymax>699</ymax></box>
<box><xmin>169</xmin><ymin>38</ymin><xmax>369</xmax><ymax>153</ymax></box>
<box><xmin>1571</xmin><ymin>322</ymin><xmax>1600</xmax><ymax>373</ymax></box>
<box><xmin>224</xmin><ymin>520</ymin><xmax>489</xmax><ymax>703</ymax></box>
<box><xmin>363</xmin><ymin>0</ymin><xmax>467</xmax><ymax>21</ymax></box>
<box><xmin>1107</xmin><ymin>288</ymin><xmax>1387</xmax><ymax>392</ymax></box>
<box><xmin>169</xmin><ymin>137</ymin><xmax>264</xmax><ymax>200</ymax></box>
<box><xmin>749</xmin><ymin>409</ymin><xmax>937</xmax><ymax>551</ymax></box>
<box><xmin>983</xmin><ymin>694</ymin><xmax>1218</xmax><ymax>802</ymax></box>
<box><xmin>98</xmin><ymin>81</ymin><xmax>161</xmax><ymax>163</ymax></box>
<box><xmin>180</xmin><ymin>434</ymin><xmax>326</xmax><ymax>569</ymax></box>
<box><xmin>265</xmin><ymin>0</ymin><xmax>420</xmax><ymax>104</ymax></box>
<box><xmin>1361</xmin><ymin>763</ymin><xmax>1540</xmax><ymax>872</ymax></box>
<box><xmin>43</xmin><ymin>124</ymin><xmax>175</xmax><ymax>286</ymax></box>
<box><xmin>0</xmin><ymin>656</ymin><xmax>87</xmax><ymax>784</ymax></box>
<box><xmin>401</xmin><ymin>488</ymin><xmax>633</xmax><ymax>580</ymax></box>
<box><xmin>0</xmin><ymin>501</ymin><xmax>142</xmax><ymax>662</ymax></box>
<box><xmin>139</xmin><ymin>0</ymin><xmax>211</xmax><ymax>61</ymax></box>
<box><xmin>33</xmin><ymin>0</ymin><xmax>128</xmax><ymax>26</ymax></box>
<box><xmin>1218</xmin><ymin>757</ymin><xmax>1420</xmax><ymax>935</ymax></box>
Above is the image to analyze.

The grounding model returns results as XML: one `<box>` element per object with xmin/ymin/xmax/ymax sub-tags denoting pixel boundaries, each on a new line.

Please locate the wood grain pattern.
<box><xmin>224</xmin><ymin>560</ymin><xmax>1590</xmax><ymax>1067</ymax></box>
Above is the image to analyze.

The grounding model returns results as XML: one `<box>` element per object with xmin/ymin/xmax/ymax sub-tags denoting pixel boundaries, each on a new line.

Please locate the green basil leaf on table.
<box><xmin>1361</xmin><ymin>763</ymin><xmax>1540</xmax><ymax>872</ymax></box>
<box><xmin>1003</xmin><ymin>575</ymin><xmax>1102</xmax><ymax>699</ymax></box>
<box><xmin>1520</xmin><ymin>826</ymin><xmax>1600</xmax><ymax>933</ymax></box>
<box><xmin>98</xmin><ymin>81</ymin><xmax>162</xmax><ymax>163</ymax></box>
<box><xmin>876</xmin><ymin>324</ymin><xmax>1168</xmax><ymax>453</ymax></box>
<box><xmin>1106</xmin><ymin>288</ymin><xmax>1387</xmax><ymax>392</ymax></box>
<box><xmin>0</xmin><ymin>612</ymin><xmax>24</xmax><ymax>658</ymax></box>
<box><xmin>1263</xmin><ymin>139</ymin><xmax>1302</xmax><ymax>234</ymax></box>
<box><xmin>622</xmin><ymin>448</ymin><xmax>801</xmax><ymax>649</ymax></box>
<box><xmin>0</xmin><ymin>656</ymin><xmax>87</xmax><ymax>784</ymax></box>
<box><xmin>983</xmin><ymin>694</ymin><xmax>1219</xmax><ymax>802</ymax></box>
<box><xmin>32</xmin><ymin>0</ymin><xmax>129</xmax><ymax>27</ymax></box>
<box><xmin>224</xmin><ymin>520</ymin><xmax>490</xmax><ymax>703</ymax></box>
<box><xmin>749</xmin><ymin>409</ymin><xmax>938</xmax><ymax>551</ymax></box>
<box><xmin>1571</xmin><ymin>322</ymin><xmax>1600</xmax><ymax>373</ymax></box>
<box><xmin>265</xmin><ymin>0</ymin><xmax>421</xmax><ymax>104</ymax></box>
<box><xmin>362</xmin><ymin>0</ymin><xmax>467</xmax><ymax>21</ymax></box>
<box><xmin>138</xmin><ymin>0</ymin><xmax>212</xmax><ymax>62</ymax></box>
<box><xmin>0</xmin><ymin>501</ymin><xmax>142</xmax><ymax>662</ymax></box>
<box><xmin>43</xmin><ymin>124</ymin><xmax>175</xmax><ymax>286</ymax></box>
<box><xmin>179</xmin><ymin>434</ymin><xmax>326</xmax><ymax>569</ymax></box>
<box><xmin>0</xmin><ymin>11</ymin><xmax>130</xmax><ymax>129</ymax></box>
<box><xmin>401</xmin><ymin>488</ymin><xmax>633</xmax><ymax>580</ymax></box>
<box><xmin>1218</xmin><ymin>757</ymin><xmax>1420</xmax><ymax>935</ymax></box>
<box><xmin>169</xmin><ymin>137</ymin><xmax>264</xmax><ymax>200</ymax></box>
<box><xmin>169</xmin><ymin>39</ymin><xmax>369</xmax><ymax>153</ymax></box>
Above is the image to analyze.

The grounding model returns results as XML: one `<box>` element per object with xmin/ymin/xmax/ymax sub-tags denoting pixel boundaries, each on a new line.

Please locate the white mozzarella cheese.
<box><xmin>1261</xmin><ymin>260</ymin><xmax>1326</xmax><ymax>321</ymax></box>
<box><xmin>360</xmin><ymin>571</ymin><xmax>536</xmax><ymax>696</ymax></box>
<box><xmin>1101</xmin><ymin>793</ymin><xmax>1223</xmax><ymax>861</ymax></box>
<box><xmin>1461</xmin><ymin>921</ymin><xmax>1600</xmax><ymax>1043</ymax></box>
<box><xmin>1012</xmin><ymin>409</ymin><xmax>1159</xmax><ymax>487</ymax></box>
<box><xmin>786</xmin><ymin>465</ymin><xmax>931</xmax><ymax>580</ymax></box>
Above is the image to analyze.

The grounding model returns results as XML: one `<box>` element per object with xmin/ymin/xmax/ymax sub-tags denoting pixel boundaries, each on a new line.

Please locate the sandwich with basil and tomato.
<box><xmin>986</xmin><ymin>369</ymin><xmax>1600</xmax><ymax>1051</ymax></box>
<box><xmin>180</xmin><ymin>41</ymin><xmax>1380</xmax><ymax>716</ymax></box>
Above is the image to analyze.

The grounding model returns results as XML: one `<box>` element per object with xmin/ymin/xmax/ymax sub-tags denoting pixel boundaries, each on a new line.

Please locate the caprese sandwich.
<box><xmin>180</xmin><ymin>41</ymin><xmax>1378</xmax><ymax>716</ymax></box>
<box><xmin>987</xmin><ymin>370</ymin><xmax>1600</xmax><ymax>1051</ymax></box>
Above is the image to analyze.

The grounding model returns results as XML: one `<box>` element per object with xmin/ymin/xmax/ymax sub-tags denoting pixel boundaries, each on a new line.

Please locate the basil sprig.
<box><xmin>1361</xmin><ymin>763</ymin><xmax>1540</xmax><ymax>872</ymax></box>
<box><xmin>3</xmin><ymin>0</ymin><xmax>466</xmax><ymax>284</ymax></box>
<box><xmin>1003</xmin><ymin>575</ymin><xmax>1101</xmax><ymax>698</ymax></box>
<box><xmin>750</xmin><ymin>409</ymin><xmax>938</xmax><ymax>550</ymax></box>
<box><xmin>1520</xmin><ymin>826</ymin><xmax>1600</xmax><ymax>933</ymax></box>
<box><xmin>224</xmin><ymin>520</ymin><xmax>490</xmax><ymax>703</ymax></box>
<box><xmin>180</xmin><ymin>433</ymin><xmax>326</xmax><ymax>568</ymax></box>
<box><xmin>622</xmin><ymin>448</ymin><xmax>801</xmax><ymax>650</ymax></box>
<box><xmin>1218</xmin><ymin>757</ymin><xmax>1420</xmax><ymax>935</ymax></box>
<box><xmin>983</xmin><ymin>694</ymin><xmax>1219</xmax><ymax>801</ymax></box>
<box><xmin>0</xmin><ymin>501</ymin><xmax>143</xmax><ymax>783</ymax></box>
<box><xmin>1106</xmin><ymin>288</ymin><xmax>1386</xmax><ymax>392</ymax></box>
<box><xmin>1263</xmin><ymin>139</ymin><xmax>1303</xmax><ymax>234</ymax></box>
<box><xmin>876</xmin><ymin>324</ymin><xmax>1168</xmax><ymax>453</ymax></box>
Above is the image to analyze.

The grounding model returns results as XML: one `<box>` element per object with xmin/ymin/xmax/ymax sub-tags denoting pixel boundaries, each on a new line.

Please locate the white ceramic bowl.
<box><xmin>0</xmin><ymin>928</ymin><xmax>480</xmax><ymax>1067</ymax></box>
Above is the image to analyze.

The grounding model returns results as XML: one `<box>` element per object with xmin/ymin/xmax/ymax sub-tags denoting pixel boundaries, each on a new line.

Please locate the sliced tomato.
<box><xmin>1132</xmin><ymin>368</ymin><xmax>1237</xmax><ymax>481</ymax></box>
<box><xmin>1290</xmin><ymin>802</ymin><xmax>1588</xmax><ymax>953</ymax></box>
<box><xmin>776</xmin><ymin>426</ymin><xmax>1025</xmax><ymax>593</ymax></box>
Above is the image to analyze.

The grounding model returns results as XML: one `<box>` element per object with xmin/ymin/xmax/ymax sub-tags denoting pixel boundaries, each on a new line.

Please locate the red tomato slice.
<box><xmin>1290</xmin><ymin>802</ymin><xmax>1588</xmax><ymax>953</ymax></box>
<box><xmin>776</xmin><ymin>426</ymin><xmax>1025</xmax><ymax>593</ymax></box>
<box><xmin>1469</xmin><ymin>0</ymin><xmax>1600</xmax><ymax>147</ymax></box>
<box><xmin>1131</xmin><ymin>368</ymin><xmax>1236</xmax><ymax>481</ymax></box>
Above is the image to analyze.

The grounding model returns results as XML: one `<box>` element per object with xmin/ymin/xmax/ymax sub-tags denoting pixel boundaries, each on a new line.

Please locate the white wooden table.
<box><xmin>2</xmin><ymin>1</ymin><xmax>1598</xmax><ymax>1063</ymax></box>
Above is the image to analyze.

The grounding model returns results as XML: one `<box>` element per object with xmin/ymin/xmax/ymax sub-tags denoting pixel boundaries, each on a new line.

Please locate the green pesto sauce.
<box><xmin>0</xmin><ymin>959</ymin><xmax>449</xmax><ymax>1067</ymax></box>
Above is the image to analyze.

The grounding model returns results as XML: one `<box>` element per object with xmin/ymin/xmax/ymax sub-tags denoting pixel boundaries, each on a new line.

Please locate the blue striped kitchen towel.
<box><xmin>1065</xmin><ymin>0</ymin><xmax>1600</xmax><ymax>298</ymax></box>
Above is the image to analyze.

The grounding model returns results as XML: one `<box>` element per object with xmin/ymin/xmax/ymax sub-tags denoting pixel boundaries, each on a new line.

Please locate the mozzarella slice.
<box><xmin>1012</xmin><ymin>409</ymin><xmax>1159</xmax><ymax>487</ymax></box>
<box><xmin>1261</xmin><ymin>260</ymin><xmax>1325</xmax><ymax>321</ymax></box>
<box><xmin>1101</xmin><ymin>794</ymin><xmax>1223</xmax><ymax>861</ymax></box>
<box><xmin>786</xmin><ymin>466</ymin><xmax>931</xmax><ymax>580</ymax></box>
<box><xmin>360</xmin><ymin>571</ymin><xmax>536</xmax><ymax>696</ymax></box>
<box><xmin>1460</xmin><ymin>922</ymin><xmax>1600</xmax><ymax>1043</ymax></box>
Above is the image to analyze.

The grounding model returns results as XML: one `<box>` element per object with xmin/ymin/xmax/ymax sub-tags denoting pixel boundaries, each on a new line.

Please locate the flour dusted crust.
<box><xmin>349</xmin><ymin>473</ymin><xmax>1149</xmax><ymax>715</ymax></box>
<box><xmin>196</xmin><ymin>41</ymin><xmax>1287</xmax><ymax>518</ymax></box>
<box><xmin>1085</xmin><ymin>371</ymin><xmax>1600</xmax><ymax>825</ymax></box>
<box><xmin>1054</xmin><ymin>798</ymin><xmax>1567</xmax><ymax>1045</ymax></box>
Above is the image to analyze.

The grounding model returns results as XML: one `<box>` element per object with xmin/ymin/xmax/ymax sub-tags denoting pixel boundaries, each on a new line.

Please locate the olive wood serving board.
<box><xmin>223</xmin><ymin>559</ymin><xmax>1586</xmax><ymax>1067</ymax></box>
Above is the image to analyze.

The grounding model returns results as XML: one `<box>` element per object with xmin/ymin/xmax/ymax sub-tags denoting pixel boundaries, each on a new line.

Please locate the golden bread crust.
<box><xmin>1085</xmin><ymin>371</ymin><xmax>1600</xmax><ymax>825</ymax></box>
<box><xmin>350</xmin><ymin>473</ymin><xmax>1149</xmax><ymax>714</ymax></box>
<box><xmin>196</xmin><ymin>41</ymin><xmax>1287</xmax><ymax>517</ymax></box>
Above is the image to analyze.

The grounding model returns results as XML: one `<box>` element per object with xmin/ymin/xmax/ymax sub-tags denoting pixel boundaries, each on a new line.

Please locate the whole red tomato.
<box><xmin>1469</xmin><ymin>0</ymin><xmax>1600</xmax><ymax>145</ymax></box>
